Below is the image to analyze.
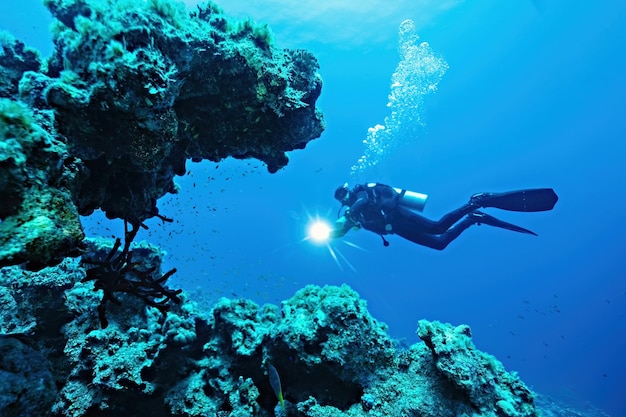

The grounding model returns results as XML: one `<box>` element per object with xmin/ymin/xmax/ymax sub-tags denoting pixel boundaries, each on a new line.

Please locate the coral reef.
<box><xmin>0</xmin><ymin>240</ymin><xmax>540</xmax><ymax>417</ymax></box>
<box><xmin>0</xmin><ymin>95</ymin><xmax>85</xmax><ymax>270</ymax></box>
<box><xmin>0</xmin><ymin>33</ymin><xmax>42</xmax><ymax>99</ymax></box>
<box><xmin>37</xmin><ymin>0</ymin><xmax>324</xmax><ymax>222</ymax></box>
<box><xmin>80</xmin><ymin>222</ymin><xmax>181</xmax><ymax>328</ymax></box>
<box><xmin>417</xmin><ymin>320</ymin><xmax>536</xmax><ymax>417</ymax></box>
<box><xmin>0</xmin><ymin>0</ymin><xmax>324</xmax><ymax>269</ymax></box>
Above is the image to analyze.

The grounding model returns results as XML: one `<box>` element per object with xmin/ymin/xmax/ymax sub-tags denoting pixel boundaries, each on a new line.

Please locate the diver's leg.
<box><xmin>392</xmin><ymin>208</ymin><xmax>537</xmax><ymax>249</ymax></box>
<box><xmin>393</xmin><ymin>216</ymin><xmax>475</xmax><ymax>250</ymax></box>
<box><xmin>432</xmin><ymin>203</ymin><xmax>477</xmax><ymax>233</ymax></box>
<box><xmin>396</xmin><ymin>204</ymin><xmax>476</xmax><ymax>235</ymax></box>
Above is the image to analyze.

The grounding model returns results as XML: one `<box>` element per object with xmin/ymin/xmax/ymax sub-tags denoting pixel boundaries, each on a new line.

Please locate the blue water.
<box><xmin>2</xmin><ymin>0</ymin><xmax>625</xmax><ymax>415</ymax></box>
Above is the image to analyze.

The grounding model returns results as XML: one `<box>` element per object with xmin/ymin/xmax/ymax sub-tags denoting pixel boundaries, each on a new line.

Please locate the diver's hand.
<box><xmin>329</xmin><ymin>217</ymin><xmax>346</xmax><ymax>239</ymax></box>
<box><xmin>330</xmin><ymin>216</ymin><xmax>360</xmax><ymax>238</ymax></box>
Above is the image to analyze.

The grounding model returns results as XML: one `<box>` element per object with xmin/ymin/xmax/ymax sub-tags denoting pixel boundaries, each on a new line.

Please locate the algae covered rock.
<box><xmin>0</xmin><ymin>0</ymin><xmax>325</xmax><ymax>269</ymax></box>
<box><xmin>268</xmin><ymin>284</ymin><xmax>396</xmax><ymax>410</ymax></box>
<box><xmin>276</xmin><ymin>284</ymin><xmax>395</xmax><ymax>383</ymax></box>
<box><xmin>0</xmin><ymin>257</ymin><xmax>84</xmax><ymax>417</ymax></box>
<box><xmin>1</xmin><ymin>33</ymin><xmax>85</xmax><ymax>270</ymax></box>
<box><xmin>418</xmin><ymin>319</ymin><xmax>536</xmax><ymax>417</ymax></box>
<box><xmin>0</xmin><ymin>238</ymin><xmax>198</xmax><ymax>417</ymax></box>
<box><xmin>0</xmin><ymin>337</ymin><xmax>57</xmax><ymax>417</ymax></box>
<box><xmin>0</xmin><ymin>242</ymin><xmax>540</xmax><ymax>417</ymax></box>
<box><xmin>0</xmin><ymin>97</ymin><xmax>84</xmax><ymax>270</ymax></box>
<box><xmin>28</xmin><ymin>0</ymin><xmax>325</xmax><ymax>224</ymax></box>
<box><xmin>0</xmin><ymin>32</ymin><xmax>42</xmax><ymax>99</ymax></box>
<box><xmin>186</xmin><ymin>284</ymin><xmax>396</xmax><ymax>413</ymax></box>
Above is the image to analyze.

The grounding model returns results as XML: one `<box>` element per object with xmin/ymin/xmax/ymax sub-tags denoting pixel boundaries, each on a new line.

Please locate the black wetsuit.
<box><xmin>333</xmin><ymin>184</ymin><xmax>555</xmax><ymax>249</ymax></box>
<box><xmin>337</xmin><ymin>183</ymin><xmax>477</xmax><ymax>250</ymax></box>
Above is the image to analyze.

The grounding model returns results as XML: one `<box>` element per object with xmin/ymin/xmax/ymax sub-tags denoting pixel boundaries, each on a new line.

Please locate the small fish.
<box><xmin>268</xmin><ymin>363</ymin><xmax>285</xmax><ymax>408</ymax></box>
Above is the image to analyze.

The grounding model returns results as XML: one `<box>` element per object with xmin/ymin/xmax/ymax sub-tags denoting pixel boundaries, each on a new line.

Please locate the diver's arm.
<box><xmin>330</xmin><ymin>190</ymin><xmax>368</xmax><ymax>238</ymax></box>
<box><xmin>329</xmin><ymin>215</ymin><xmax>358</xmax><ymax>238</ymax></box>
<box><xmin>348</xmin><ymin>190</ymin><xmax>369</xmax><ymax>217</ymax></box>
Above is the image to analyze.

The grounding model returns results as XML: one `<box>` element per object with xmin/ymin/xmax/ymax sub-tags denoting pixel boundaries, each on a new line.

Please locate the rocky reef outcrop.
<box><xmin>0</xmin><ymin>0</ymin><xmax>324</xmax><ymax>269</ymax></box>
<box><xmin>0</xmin><ymin>239</ymin><xmax>538</xmax><ymax>417</ymax></box>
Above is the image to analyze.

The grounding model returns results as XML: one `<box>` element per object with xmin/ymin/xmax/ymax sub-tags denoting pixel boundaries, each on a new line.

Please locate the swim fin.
<box><xmin>472</xmin><ymin>188</ymin><xmax>558</xmax><ymax>212</ymax></box>
<box><xmin>470</xmin><ymin>212</ymin><xmax>537</xmax><ymax>236</ymax></box>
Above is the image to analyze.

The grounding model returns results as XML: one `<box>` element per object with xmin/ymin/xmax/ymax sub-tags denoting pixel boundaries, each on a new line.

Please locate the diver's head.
<box><xmin>334</xmin><ymin>183</ymin><xmax>350</xmax><ymax>204</ymax></box>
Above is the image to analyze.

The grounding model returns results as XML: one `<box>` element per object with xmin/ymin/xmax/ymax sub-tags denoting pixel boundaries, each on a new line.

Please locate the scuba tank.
<box><xmin>392</xmin><ymin>187</ymin><xmax>428</xmax><ymax>212</ymax></box>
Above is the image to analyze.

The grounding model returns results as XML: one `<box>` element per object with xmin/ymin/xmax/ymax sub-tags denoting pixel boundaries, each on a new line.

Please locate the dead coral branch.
<box><xmin>81</xmin><ymin>221</ymin><xmax>182</xmax><ymax>328</ymax></box>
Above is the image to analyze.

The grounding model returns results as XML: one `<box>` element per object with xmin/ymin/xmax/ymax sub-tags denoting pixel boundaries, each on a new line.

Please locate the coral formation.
<box><xmin>418</xmin><ymin>320</ymin><xmax>536</xmax><ymax>417</ymax></box>
<box><xmin>0</xmin><ymin>241</ymin><xmax>540</xmax><ymax>417</ymax></box>
<box><xmin>0</xmin><ymin>33</ymin><xmax>42</xmax><ymax>99</ymax></box>
<box><xmin>37</xmin><ymin>0</ymin><xmax>324</xmax><ymax>223</ymax></box>
<box><xmin>0</xmin><ymin>0</ymin><xmax>324</xmax><ymax>269</ymax></box>
<box><xmin>80</xmin><ymin>222</ymin><xmax>181</xmax><ymax>328</ymax></box>
<box><xmin>0</xmin><ymin>93</ymin><xmax>84</xmax><ymax>270</ymax></box>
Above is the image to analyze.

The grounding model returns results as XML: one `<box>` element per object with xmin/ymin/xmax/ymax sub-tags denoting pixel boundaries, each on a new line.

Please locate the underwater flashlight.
<box><xmin>308</xmin><ymin>220</ymin><xmax>332</xmax><ymax>243</ymax></box>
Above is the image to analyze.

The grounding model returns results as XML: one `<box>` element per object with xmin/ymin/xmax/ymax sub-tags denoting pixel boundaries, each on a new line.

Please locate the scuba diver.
<box><xmin>331</xmin><ymin>183</ymin><xmax>558</xmax><ymax>249</ymax></box>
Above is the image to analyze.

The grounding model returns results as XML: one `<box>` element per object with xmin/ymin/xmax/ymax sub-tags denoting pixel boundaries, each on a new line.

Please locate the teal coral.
<box><xmin>0</xmin><ymin>0</ymin><xmax>324</xmax><ymax>269</ymax></box>
<box><xmin>0</xmin><ymin>32</ymin><xmax>42</xmax><ymax>98</ymax></box>
<box><xmin>34</xmin><ymin>0</ymin><xmax>324</xmax><ymax>224</ymax></box>
<box><xmin>418</xmin><ymin>319</ymin><xmax>536</xmax><ymax>417</ymax></box>
<box><xmin>0</xmin><ymin>97</ymin><xmax>84</xmax><ymax>269</ymax></box>
<box><xmin>0</xmin><ymin>243</ymin><xmax>539</xmax><ymax>417</ymax></box>
<box><xmin>276</xmin><ymin>284</ymin><xmax>395</xmax><ymax>385</ymax></box>
<box><xmin>0</xmin><ymin>338</ymin><xmax>57</xmax><ymax>416</ymax></box>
